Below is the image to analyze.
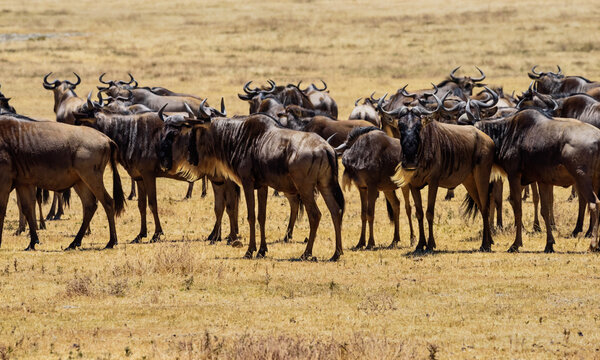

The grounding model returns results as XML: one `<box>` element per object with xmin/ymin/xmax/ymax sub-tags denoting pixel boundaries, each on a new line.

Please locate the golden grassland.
<box><xmin>1</xmin><ymin>0</ymin><xmax>600</xmax><ymax>358</ymax></box>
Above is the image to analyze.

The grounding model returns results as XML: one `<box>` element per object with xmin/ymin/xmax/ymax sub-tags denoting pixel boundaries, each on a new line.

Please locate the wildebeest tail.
<box><xmin>62</xmin><ymin>188</ymin><xmax>71</xmax><ymax>208</ymax></box>
<box><xmin>461</xmin><ymin>180</ymin><xmax>497</xmax><ymax>220</ymax></box>
<box><xmin>110</xmin><ymin>141</ymin><xmax>125</xmax><ymax>216</ymax></box>
<box><xmin>42</xmin><ymin>189</ymin><xmax>50</xmax><ymax>204</ymax></box>
<box><xmin>326</xmin><ymin>148</ymin><xmax>345</xmax><ymax>215</ymax></box>
<box><xmin>385</xmin><ymin>198</ymin><xmax>394</xmax><ymax>223</ymax></box>
<box><xmin>341</xmin><ymin>169</ymin><xmax>353</xmax><ymax>192</ymax></box>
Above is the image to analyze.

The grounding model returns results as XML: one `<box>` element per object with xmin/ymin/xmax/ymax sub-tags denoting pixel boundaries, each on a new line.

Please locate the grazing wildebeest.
<box><xmin>72</xmin><ymin>97</ymin><xmax>232</xmax><ymax>244</ymax></box>
<box><xmin>472</xmin><ymin>109</ymin><xmax>600</xmax><ymax>252</ymax></box>
<box><xmin>378</xmin><ymin>95</ymin><xmax>495</xmax><ymax>252</ymax></box>
<box><xmin>280</xmin><ymin>105</ymin><xmax>373</xmax><ymax>147</ymax></box>
<box><xmin>42</xmin><ymin>72</ymin><xmax>87</xmax><ymax>220</ymax></box>
<box><xmin>298</xmin><ymin>80</ymin><xmax>338</xmax><ymax>119</ymax></box>
<box><xmin>337</xmin><ymin>126</ymin><xmax>415</xmax><ymax>248</ymax></box>
<box><xmin>0</xmin><ymin>113</ymin><xmax>124</xmax><ymax>250</ymax></box>
<box><xmin>528</xmin><ymin>65</ymin><xmax>600</xmax><ymax>96</ymax></box>
<box><xmin>158</xmin><ymin>103</ymin><xmax>345</xmax><ymax>261</ymax></box>
<box><xmin>349</xmin><ymin>97</ymin><xmax>380</xmax><ymax>127</ymax></box>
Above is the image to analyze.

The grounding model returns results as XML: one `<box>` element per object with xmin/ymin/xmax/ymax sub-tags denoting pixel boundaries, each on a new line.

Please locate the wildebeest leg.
<box><xmin>508</xmin><ymin>176</ymin><xmax>524</xmax><ymax>252</ymax></box>
<box><xmin>46</xmin><ymin>192</ymin><xmax>58</xmax><ymax>220</ymax></box>
<box><xmin>145</xmin><ymin>176</ymin><xmax>163</xmax><ymax>243</ymax></box>
<box><xmin>425</xmin><ymin>183</ymin><xmax>439</xmax><ymax>251</ymax></box>
<box><xmin>354</xmin><ymin>187</ymin><xmax>368</xmax><ymax>249</ymax></box>
<box><xmin>184</xmin><ymin>182</ymin><xmax>194</xmax><ymax>200</ymax></box>
<box><xmin>569</xmin><ymin>177</ymin><xmax>600</xmax><ymax>251</ymax></box>
<box><xmin>242</xmin><ymin>182</ymin><xmax>257</xmax><ymax>258</ymax></box>
<box><xmin>207</xmin><ymin>181</ymin><xmax>224</xmax><ymax>243</ymax></box>
<box><xmin>522</xmin><ymin>185</ymin><xmax>530</xmax><ymax>201</ymax></box>
<box><xmin>15</xmin><ymin>195</ymin><xmax>26</xmax><ymax>235</ymax></box>
<box><xmin>0</xmin><ymin>189</ymin><xmax>8</xmax><ymax>248</ymax></box>
<box><xmin>411</xmin><ymin>186</ymin><xmax>426</xmax><ymax>252</ymax></box>
<box><xmin>282</xmin><ymin>193</ymin><xmax>299</xmax><ymax>243</ymax></box>
<box><xmin>572</xmin><ymin>187</ymin><xmax>587</xmax><ymax>237</ymax></box>
<box><xmin>549</xmin><ymin>187</ymin><xmax>556</xmax><ymax>229</ymax></box>
<box><xmin>299</xmin><ymin>188</ymin><xmax>322</xmax><ymax>260</ymax></box>
<box><xmin>383</xmin><ymin>190</ymin><xmax>401</xmax><ymax>249</ymax></box>
<box><xmin>256</xmin><ymin>186</ymin><xmax>269</xmax><ymax>258</ymax></box>
<box><xmin>17</xmin><ymin>187</ymin><xmax>39</xmax><ymax>251</ymax></box>
<box><xmin>466</xmin><ymin>174</ymin><xmax>493</xmax><ymax>252</ymax></box>
<box><xmin>36</xmin><ymin>190</ymin><xmax>46</xmax><ymax>230</ymax></box>
<box><xmin>80</xmin><ymin>176</ymin><xmax>118</xmax><ymax>249</ymax></box>
<box><xmin>131</xmin><ymin>180</ymin><xmax>147</xmax><ymax>243</ymax></box>
<box><xmin>224</xmin><ymin>182</ymin><xmax>240</xmax><ymax>243</ymax></box>
<box><xmin>538</xmin><ymin>183</ymin><xmax>556</xmax><ymax>253</ymax></box>
<box><xmin>366</xmin><ymin>186</ymin><xmax>378</xmax><ymax>250</ymax></box>
<box><xmin>531</xmin><ymin>182</ymin><xmax>541</xmax><ymax>232</ymax></box>
<box><xmin>201</xmin><ymin>176</ymin><xmax>207</xmax><ymax>198</ymax></box>
<box><xmin>317</xmin><ymin>183</ymin><xmax>343</xmax><ymax>262</ymax></box>
<box><xmin>444</xmin><ymin>188</ymin><xmax>455</xmax><ymax>201</ymax></box>
<box><xmin>491</xmin><ymin>179</ymin><xmax>503</xmax><ymax>229</ymax></box>
<box><xmin>54</xmin><ymin>192</ymin><xmax>64</xmax><ymax>220</ymax></box>
<box><xmin>127</xmin><ymin>177</ymin><xmax>136</xmax><ymax>200</ymax></box>
<box><xmin>567</xmin><ymin>186</ymin><xmax>577</xmax><ymax>202</ymax></box>
<box><xmin>67</xmin><ymin>183</ymin><xmax>98</xmax><ymax>250</ymax></box>
<box><xmin>400</xmin><ymin>186</ymin><xmax>415</xmax><ymax>245</ymax></box>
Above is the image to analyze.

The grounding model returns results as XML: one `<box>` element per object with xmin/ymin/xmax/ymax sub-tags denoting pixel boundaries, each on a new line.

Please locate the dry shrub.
<box><xmin>106</xmin><ymin>278</ymin><xmax>129</xmax><ymax>297</ymax></box>
<box><xmin>170</xmin><ymin>331</ymin><xmax>419</xmax><ymax>359</ymax></box>
<box><xmin>153</xmin><ymin>243</ymin><xmax>196</xmax><ymax>275</ymax></box>
<box><xmin>64</xmin><ymin>275</ymin><xmax>94</xmax><ymax>297</ymax></box>
<box><xmin>0</xmin><ymin>345</ymin><xmax>13</xmax><ymax>360</ymax></box>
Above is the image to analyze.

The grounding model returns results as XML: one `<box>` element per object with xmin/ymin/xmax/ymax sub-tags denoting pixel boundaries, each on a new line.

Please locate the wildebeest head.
<box><xmin>458</xmin><ymin>87</ymin><xmax>502</xmax><ymax>124</ymax></box>
<box><xmin>97</xmin><ymin>73</ymin><xmax>138</xmax><ymax>98</ymax></box>
<box><xmin>157</xmin><ymin>99</ymin><xmax>225</xmax><ymax>172</ymax></box>
<box><xmin>377</xmin><ymin>94</ymin><xmax>442</xmax><ymax>169</ymax></box>
<box><xmin>515</xmin><ymin>83</ymin><xmax>558</xmax><ymax>114</ymax></box>
<box><xmin>0</xmin><ymin>85</ymin><xmax>15</xmax><ymax>114</ymax></box>
<box><xmin>43</xmin><ymin>72</ymin><xmax>81</xmax><ymax>112</ymax></box>
<box><xmin>527</xmin><ymin>65</ymin><xmax>563</xmax><ymax>93</ymax></box>
<box><xmin>437</xmin><ymin>66</ymin><xmax>486</xmax><ymax>99</ymax></box>
<box><xmin>238</xmin><ymin>80</ymin><xmax>279</xmax><ymax>113</ymax></box>
<box><xmin>71</xmin><ymin>91</ymin><xmax>104</xmax><ymax>125</ymax></box>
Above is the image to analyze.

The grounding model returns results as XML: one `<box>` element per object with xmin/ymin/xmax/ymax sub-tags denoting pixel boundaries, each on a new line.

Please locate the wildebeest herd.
<box><xmin>2</xmin><ymin>65</ymin><xmax>600</xmax><ymax>261</ymax></box>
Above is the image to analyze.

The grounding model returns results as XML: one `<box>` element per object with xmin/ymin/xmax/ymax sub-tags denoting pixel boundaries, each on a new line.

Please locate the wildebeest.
<box><xmin>158</xmin><ymin>102</ymin><xmax>345</xmax><ymax>261</ymax></box>
<box><xmin>337</xmin><ymin>126</ymin><xmax>415</xmax><ymax>248</ymax></box>
<box><xmin>472</xmin><ymin>109</ymin><xmax>600</xmax><ymax>252</ymax></box>
<box><xmin>279</xmin><ymin>105</ymin><xmax>373</xmax><ymax>147</ymax></box>
<box><xmin>0</xmin><ymin>113</ymin><xmax>124</xmax><ymax>250</ymax></box>
<box><xmin>72</xmin><ymin>97</ymin><xmax>231</xmax><ymax>244</ymax></box>
<box><xmin>349</xmin><ymin>97</ymin><xmax>380</xmax><ymax>127</ymax></box>
<box><xmin>298</xmin><ymin>80</ymin><xmax>338</xmax><ymax>119</ymax></box>
<box><xmin>378</xmin><ymin>95</ymin><xmax>495</xmax><ymax>252</ymax></box>
<box><xmin>238</xmin><ymin>80</ymin><xmax>315</xmax><ymax>115</ymax></box>
<box><xmin>528</xmin><ymin>65</ymin><xmax>600</xmax><ymax>96</ymax></box>
<box><xmin>433</xmin><ymin>66</ymin><xmax>486</xmax><ymax>101</ymax></box>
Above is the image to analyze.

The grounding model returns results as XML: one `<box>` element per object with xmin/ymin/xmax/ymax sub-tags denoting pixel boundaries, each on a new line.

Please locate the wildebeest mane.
<box><xmin>345</xmin><ymin>126</ymin><xmax>381</xmax><ymax>149</ymax></box>
<box><xmin>419</xmin><ymin>121</ymin><xmax>472</xmax><ymax>177</ymax></box>
<box><xmin>0</xmin><ymin>112</ymin><xmax>38</xmax><ymax>122</ymax></box>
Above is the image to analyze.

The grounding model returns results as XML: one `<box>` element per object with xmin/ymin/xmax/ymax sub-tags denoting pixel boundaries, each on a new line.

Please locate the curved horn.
<box><xmin>68</xmin><ymin>72</ymin><xmax>81</xmax><ymax>87</ymax></box>
<box><xmin>470</xmin><ymin>86</ymin><xmax>498</xmax><ymax>111</ymax></box>
<box><xmin>417</xmin><ymin>94</ymin><xmax>442</xmax><ymax>115</ymax></box>
<box><xmin>401</xmin><ymin>84</ymin><xmax>417</xmax><ymax>98</ymax></box>
<box><xmin>334</xmin><ymin>143</ymin><xmax>347</xmax><ymax>155</ymax></box>
<box><xmin>86</xmin><ymin>91</ymin><xmax>94</xmax><ymax>108</ymax></box>
<box><xmin>43</xmin><ymin>72</ymin><xmax>59</xmax><ymax>89</ymax></box>
<box><xmin>440</xmin><ymin>91</ymin><xmax>463</xmax><ymax>112</ymax></box>
<box><xmin>98</xmin><ymin>73</ymin><xmax>111</xmax><ymax>85</ymax></box>
<box><xmin>198</xmin><ymin>98</ymin><xmax>211</xmax><ymax>118</ymax></box>
<box><xmin>96</xmin><ymin>92</ymin><xmax>104</xmax><ymax>107</ymax></box>
<box><xmin>354</xmin><ymin>97</ymin><xmax>362</xmax><ymax>107</ymax></box>
<box><xmin>183</xmin><ymin>103</ymin><xmax>195</xmax><ymax>118</ymax></box>
<box><xmin>376</xmin><ymin>93</ymin><xmax>388</xmax><ymax>111</ymax></box>
<box><xmin>449</xmin><ymin>66</ymin><xmax>461</xmax><ymax>81</ymax></box>
<box><xmin>265</xmin><ymin>79</ymin><xmax>276</xmax><ymax>93</ymax></box>
<box><xmin>157</xmin><ymin>103</ymin><xmax>167</xmax><ymax>122</ymax></box>
<box><xmin>326</xmin><ymin>133</ymin><xmax>337</xmax><ymax>145</ymax></box>
<box><xmin>243</xmin><ymin>81</ymin><xmax>256</xmax><ymax>95</ymax></box>
<box><xmin>472</xmin><ymin>66</ymin><xmax>486</xmax><ymax>82</ymax></box>
<box><xmin>369</xmin><ymin>91</ymin><xmax>381</xmax><ymax>103</ymax></box>
<box><xmin>315</xmin><ymin>79</ymin><xmax>327</xmax><ymax>91</ymax></box>
<box><xmin>556</xmin><ymin>65</ymin><xmax>562</xmax><ymax>75</ymax></box>
<box><xmin>465</xmin><ymin>100</ymin><xmax>477</xmax><ymax>123</ymax></box>
<box><xmin>422</xmin><ymin>83</ymin><xmax>439</xmax><ymax>97</ymax></box>
<box><xmin>529</xmin><ymin>65</ymin><xmax>542</xmax><ymax>78</ymax></box>
<box><xmin>211</xmin><ymin>97</ymin><xmax>226</xmax><ymax>117</ymax></box>
<box><xmin>126</xmin><ymin>73</ymin><xmax>137</xmax><ymax>87</ymax></box>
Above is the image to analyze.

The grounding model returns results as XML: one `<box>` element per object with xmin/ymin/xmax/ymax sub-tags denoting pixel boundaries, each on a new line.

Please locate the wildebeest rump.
<box><xmin>0</xmin><ymin>113</ymin><xmax>124</xmax><ymax>250</ymax></box>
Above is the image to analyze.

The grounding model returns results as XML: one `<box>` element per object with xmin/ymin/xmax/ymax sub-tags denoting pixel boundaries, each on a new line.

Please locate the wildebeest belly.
<box><xmin>521</xmin><ymin>165</ymin><xmax>574</xmax><ymax>187</ymax></box>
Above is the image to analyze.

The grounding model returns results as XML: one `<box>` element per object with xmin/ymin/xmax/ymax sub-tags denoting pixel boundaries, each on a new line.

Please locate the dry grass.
<box><xmin>1</xmin><ymin>0</ymin><xmax>600</xmax><ymax>358</ymax></box>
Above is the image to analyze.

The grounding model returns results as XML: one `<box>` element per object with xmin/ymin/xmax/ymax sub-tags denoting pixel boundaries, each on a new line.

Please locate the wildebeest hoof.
<box><xmin>507</xmin><ymin>246</ymin><xmax>519</xmax><ymax>253</ymax></box>
<box><xmin>544</xmin><ymin>245</ymin><xmax>554</xmax><ymax>253</ymax></box>
<box><xmin>303</xmin><ymin>237</ymin><xmax>308</xmax><ymax>243</ymax></box>
<box><xmin>533</xmin><ymin>223</ymin><xmax>542</xmax><ymax>232</ymax></box>
<box><xmin>25</xmin><ymin>244</ymin><xmax>36</xmax><ymax>251</ymax></box>
<box><xmin>329</xmin><ymin>252</ymin><xmax>341</xmax><ymax>262</ymax></box>
<box><xmin>64</xmin><ymin>243</ymin><xmax>78</xmax><ymax>251</ymax></box>
<box><xmin>353</xmin><ymin>241</ymin><xmax>365</xmax><ymax>250</ymax></box>
<box><xmin>570</xmin><ymin>230</ymin><xmax>580</xmax><ymax>238</ymax></box>
<box><xmin>257</xmin><ymin>248</ymin><xmax>268</xmax><ymax>258</ymax></box>
<box><xmin>45</xmin><ymin>213</ymin><xmax>54</xmax><ymax>220</ymax></box>
<box><xmin>201</xmin><ymin>191</ymin><xmax>207</xmax><ymax>198</ymax></box>
<box><xmin>413</xmin><ymin>247</ymin><xmax>426</xmax><ymax>254</ymax></box>
<box><xmin>584</xmin><ymin>231</ymin><xmax>593</xmax><ymax>238</ymax></box>
<box><xmin>53</xmin><ymin>214</ymin><xmax>63</xmax><ymax>221</ymax></box>
<box><xmin>366</xmin><ymin>244</ymin><xmax>376</xmax><ymax>250</ymax></box>
<box><xmin>130</xmin><ymin>235</ymin><xmax>144</xmax><ymax>244</ymax></box>
<box><xmin>387</xmin><ymin>242</ymin><xmax>399</xmax><ymax>249</ymax></box>
<box><xmin>299</xmin><ymin>252</ymin><xmax>313</xmax><ymax>261</ymax></box>
<box><xmin>14</xmin><ymin>228</ymin><xmax>25</xmax><ymax>236</ymax></box>
<box><xmin>39</xmin><ymin>222</ymin><xmax>46</xmax><ymax>230</ymax></box>
<box><xmin>243</xmin><ymin>250</ymin><xmax>254</xmax><ymax>259</ymax></box>
<box><xmin>150</xmin><ymin>232</ymin><xmax>164</xmax><ymax>243</ymax></box>
<box><xmin>104</xmin><ymin>241</ymin><xmax>116</xmax><ymax>249</ymax></box>
<box><xmin>479</xmin><ymin>245</ymin><xmax>492</xmax><ymax>252</ymax></box>
<box><xmin>588</xmin><ymin>245</ymin><xmax>600</xmax><ymax>252</ymax></box>
<box><xmin>127</xmin><ymin>194</ymin><xmax>135</xmax><ymax>201</ymax></box>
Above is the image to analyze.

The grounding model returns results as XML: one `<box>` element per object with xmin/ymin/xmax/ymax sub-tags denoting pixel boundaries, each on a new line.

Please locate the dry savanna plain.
<box><xmin>1</xmin><ymin>0</ymin><xmax>600</xmax><ymax>358</ymax></box>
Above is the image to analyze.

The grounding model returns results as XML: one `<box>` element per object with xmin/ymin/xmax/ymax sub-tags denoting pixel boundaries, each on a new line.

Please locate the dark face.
<box><xmin>457</xmin><ymin>78</ymin><xmax>475</xmax><ymax>96</ymax></box>
<box><xmin>530</xmin><ymin>74</ymin><xmax>562</xmax><ymax>94</ymax></box>
<box><xmin>397</xmin><ymin>114</ymin><xmax>422</xmax><ymax>169</ymax></box>
<box><xmin>158</xmin><ymin>125</ymin><xmax>179</xmax><ymax>171</ymax></box>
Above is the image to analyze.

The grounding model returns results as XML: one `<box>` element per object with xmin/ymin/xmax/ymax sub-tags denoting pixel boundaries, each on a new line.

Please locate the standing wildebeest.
<box><xmin>337</xmin><ymin>126</ymin><xmax>415</xmax><ymax>248</ymax></box>
<box><xmin>349</xmin><ymin>97</ymin><xmax>380</xmax><ymax>127</ymax></box>
<box><xmin>0</xmin><ymin>113</ymin><xmax>124</xmax><ymax>250</ymax></box>
<box><xmin>42</xmin><ymin>72</ymin><xmax>87</xmax><ymax>220</ymax></box>
<box><xmin>98</xmin><ymin>75</ymin><xmax>203</xmax><ymax>199</ymax></box>
<box><xmin>528</xmin><ymin>65</ymin><xmax>600</xmax><ymax>97</ymax></box>
<box><xmin>472</xmin><ymin>109</ymin><xmax>600</xmax><ymax>252</ymax></box>
<box><xmin>433</xmin><ymin>66</ymin><xmax>486</xmax><ymax>101</ymax></box>
<box><xmin>279</xmin><ymin>105</ymin><xmax>373</xmax><ymax>147</ymax></box>
<box><xmin>378</xmin><ymin>96</ymin><xmax>495</xmax><ymax>252</ymax></box>
<box><xmin>298</xmin><ymin>80</ymin><xmax>338</xmax><ymax>119</ymax></box>
<box><xmin>238</xmin><ymin>80</ymin><xmax>315</xmax><ymax>114</ymax></box>
<box><xmin>72</xmin><ymin>98</ymin><xmax>237</xmax><ymax>244</ymax></box>
<box><xmin>158</xmin><ymin>104</ymin><xmax>345</xmax><ymax>261</ymax></box>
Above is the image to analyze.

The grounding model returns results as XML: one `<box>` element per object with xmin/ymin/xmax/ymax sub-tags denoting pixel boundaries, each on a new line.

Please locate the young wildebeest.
<box><xmin>0</xmin><ymin>113</ymin><xmax>124</xmax><ymax>250</ymax></box>
<box><xmin>72</xmin><ymin>98</ymin><xmax>238</xmax><ymax>244</ymax></box>
<box><xmin>336</xmin><ymin>126</ymin><xmax>415</xmax><ymax>249</ymax></box>
<box><xmin>379</xmin><ymin>96</ymin><xmax>495</xmax><ymax>252</ymax></box>
<box><xmin>158</xmin><ymin>104</ymin><xmax>345</xmax><ymax>261</ymax></box>
<box><xmin>473</xmin><ymin>109</ymin><xmax>600</xmax><ymax>252</ymax></box>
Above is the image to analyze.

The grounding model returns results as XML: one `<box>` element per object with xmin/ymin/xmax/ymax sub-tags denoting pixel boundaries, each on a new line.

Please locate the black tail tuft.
<box><xmin>110</xmin><ymin>142</ymin><xmax>126</xmax><ymax>217</ymax></box>
<box><xmin>42</xmin><ymin>189</ymin><xmax>50</xmax><ymax>204</ymax></box>
<box><xmin>385</xmin><ymin>198</ymin><xmax>394</xmax><ymax>223</ymax></box>
<box><xmin>326</xmin><ymin>149</ymin><xmax>345</xmax><ymax>215</ymax></box>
